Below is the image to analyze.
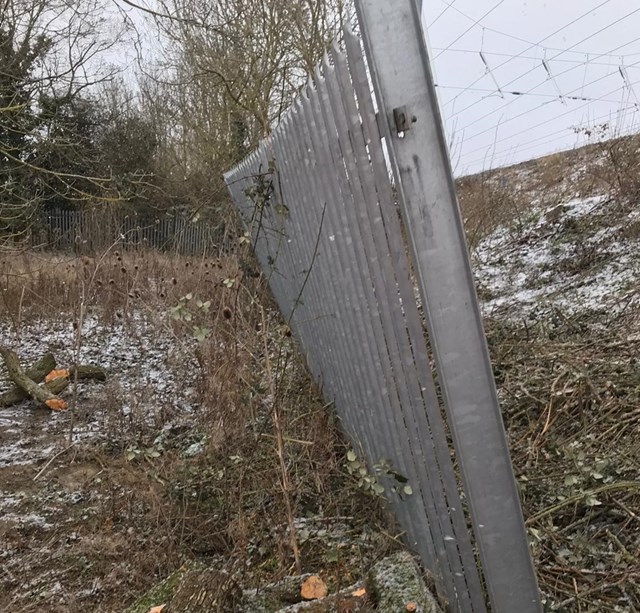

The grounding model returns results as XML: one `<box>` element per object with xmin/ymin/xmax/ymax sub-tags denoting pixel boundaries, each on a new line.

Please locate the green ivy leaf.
<box><xmin>585</xmin><ymin>495</ymin><xmax>602</xmax><ymax>507</ymax></box>
<box><xmin>193</xmin><ymin>326</ymin><xmax>210</xmax><ymax>343</ymax></box>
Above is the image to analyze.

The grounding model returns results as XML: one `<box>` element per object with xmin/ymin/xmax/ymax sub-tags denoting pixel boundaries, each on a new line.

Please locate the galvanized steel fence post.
<box><xmin>353</xmin><ymin>0</ymin><xmax>541</xmax><ymax>611</ymax></box>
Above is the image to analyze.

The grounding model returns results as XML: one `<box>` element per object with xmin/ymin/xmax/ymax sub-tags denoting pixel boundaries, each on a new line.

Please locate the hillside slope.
<box><xmin>464</xmin><ymin>140</ymin><xmax>639</xmax><ymax>612</ymax></box>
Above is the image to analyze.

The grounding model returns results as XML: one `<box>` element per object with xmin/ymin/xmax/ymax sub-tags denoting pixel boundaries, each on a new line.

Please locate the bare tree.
<box><xmin>119</xmin><ymin>0</ymin><xmax>350</xmax><ymax>229</ymax></box>
<box><xmin>0</xmin><ymin>0</ymin><xmax>127</xmax><ymax>244</ymax></box>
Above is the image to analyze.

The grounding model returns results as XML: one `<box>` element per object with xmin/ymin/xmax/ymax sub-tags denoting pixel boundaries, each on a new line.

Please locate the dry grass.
<box><xmin>486</xmin><ymin>308</ymin><xmax>640</xmax><ymax>611</ymax></box>
<box><xmin>457</xmin><ymin>130</ymin><xmax>640</xmax><ymax>248</ymax></box>
<box><xmin>0</xmin><ymin>246</ymin><xmax>393</xmax><ymax>612</ymax></box>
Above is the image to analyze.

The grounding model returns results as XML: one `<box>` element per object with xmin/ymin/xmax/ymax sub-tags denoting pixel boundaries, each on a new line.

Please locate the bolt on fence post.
<box><xmin>353</xmin><ymin>0</ymin><xmax>542</xmax><ymax>611</ymax></box>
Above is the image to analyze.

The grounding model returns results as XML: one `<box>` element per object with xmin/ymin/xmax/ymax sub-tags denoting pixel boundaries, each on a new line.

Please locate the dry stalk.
<box><xmin>260</xmin><ymin>305</ymin><xmax>302</xmax><ymax>574</ymax></box>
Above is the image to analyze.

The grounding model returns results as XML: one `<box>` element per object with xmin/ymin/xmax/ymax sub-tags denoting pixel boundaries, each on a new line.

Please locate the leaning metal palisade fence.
<box><xmin>224</xmin><ymin>2</ymin><xmax>541</xmax><ymax>612</ymax></box>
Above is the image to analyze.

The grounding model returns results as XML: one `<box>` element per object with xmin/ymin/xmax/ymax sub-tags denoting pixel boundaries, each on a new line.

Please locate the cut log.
<box><xmin>26</xmin><ymin>353</ymin><xmax>57</xmax><ymax>382</ymax></box>
<box><xmin>1</xmin><ymin>347</ymin><xmax>108</xmax><ymax>410</ymax></box>
<box><xmin>70</xmin><ymin>365</ymin><xmax>107</xmax><ymax>382</ymax></box>
<box><xmin>0</xmin><ymin>353</ymin><xmax>56</xmax><ymax>407</ymax></box>
<box><xmin>0</xmin><ymin>350</ymin><xmax>108</xmax><ymax>409</ymax></box>
<box><xmin>0</xmin><ymin>346</ymin><xmax>66</xmax><ymax>410</ymax></box>
<box><xmin>37</xmin><ymin>365</ymin><xmax>108</xmax><ymax>397</ymax></box>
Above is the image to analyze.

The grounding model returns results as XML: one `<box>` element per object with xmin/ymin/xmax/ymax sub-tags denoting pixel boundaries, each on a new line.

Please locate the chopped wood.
<box><xmin>0</xmin><ymin>353</ymin><xmax>56</xmax><ymax>407</ymax></box>
<box><xmin>0</xmin><ymin>346</ymin><xmax>64</xmax><ymax>410</ymax></box>
<box><xmin>70</xmin><ymin>365</ymin><xmax>107</xmax><ymax>382</ymax></box>
<box><xmin>33</xmin><ymin>365</ymin><xmax>108</xmax><ymax>397</ymax></box>
<box><xmin>0</xmin><ymin>349</ymin><xmax>107</xmax><ymax>410</ymax></box>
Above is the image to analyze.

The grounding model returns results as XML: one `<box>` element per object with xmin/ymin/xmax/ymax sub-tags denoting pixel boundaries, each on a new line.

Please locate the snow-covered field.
<box><xmin>0</xmin><ymin>315</ymin><xmax>199</xmax><ymax>469</ymax></box>
<box><xmin>473</xmin><ymin>195</ymin><xmax>640</xmax><ymax>318</ymax></box>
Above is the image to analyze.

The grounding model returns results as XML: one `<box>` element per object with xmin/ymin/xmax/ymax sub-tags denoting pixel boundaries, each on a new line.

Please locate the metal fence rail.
<box><xmin>32</xmin><ymin>209</ymin><xmax>231</xmax><ymax>256</ymax></box>
<box><xmin>224</xmin><ymin>4</ymin><xmax>540</xmax><ymax>611</ymax></box>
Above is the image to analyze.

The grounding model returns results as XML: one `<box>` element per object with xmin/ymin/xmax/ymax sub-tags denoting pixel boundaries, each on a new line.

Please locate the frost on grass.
<box><xmin>0</xmin><ymin>313</ymin><xmax>200</xmax><ymax>468</ymax></box>
<box><xmin>472</xmin><ymin>195</ymin><xmax>640</xmax><ymax>318</ymax></box>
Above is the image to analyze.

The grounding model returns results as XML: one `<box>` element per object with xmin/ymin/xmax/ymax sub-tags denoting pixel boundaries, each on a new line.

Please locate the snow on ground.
<box><xmin>472</xmin><ymin>195</ymin><xmax>640</xmax><ymax>318</ymax></box>
<box><xmin>0</xmin><ymin>314</ymin><xmax>199</xmax><ymax>468</ymax></box>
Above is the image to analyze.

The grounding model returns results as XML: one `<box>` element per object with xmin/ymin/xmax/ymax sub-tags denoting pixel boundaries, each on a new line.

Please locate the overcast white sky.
<box><xmin>421</xmin><ymin>0</ymin><xmax>640</xmax><ymax>175</ymax></box>
<box><xmin>107</xmin><ymin>0</ymin><xmax>640</xmax><ymax>177</ymax></box>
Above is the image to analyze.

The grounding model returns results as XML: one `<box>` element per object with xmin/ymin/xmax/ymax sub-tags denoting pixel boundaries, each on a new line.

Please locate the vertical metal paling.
<box><xmin>281</xmin><ymin>96</ymin><xmax>385</xmax><ymax>462</ymax></box>
<box><xmin>301</xmin><ymin>74</ymin><xmax>433</xmax><ymax>575</ymax></box>
<box><xmin>269</xmin><ymin>124</ymin><xmax>336</xmax><ymax>395</ymax></box>
<box><xmin>353</xmin><ymin>1</ymin><xmax>541</xmax><ymax>611</ymax></box>
<box><xmin>334</xmin><ymin>35</ymin><xmax>486</xmax><ymax>610</ymax></box>
<box><xmin>270</xmin><ymin>111</ymin><xmax>337</xmax><ymax>389</ymax></box>
<box><xmin>320</xmin><ymin>54</ymin><xmax>452</xmax><ymax>595</ymax></box>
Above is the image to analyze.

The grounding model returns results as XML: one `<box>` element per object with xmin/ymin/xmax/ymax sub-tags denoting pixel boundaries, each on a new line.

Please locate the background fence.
<box><xmin>31</xmin><ymin>208</ymin><xmax>233</xmax><ymax>256</ymax></box>
<box><xmin>224</xmin><ymin>4</ymin><xmax>540</xmax><ymax>610</ymax></box>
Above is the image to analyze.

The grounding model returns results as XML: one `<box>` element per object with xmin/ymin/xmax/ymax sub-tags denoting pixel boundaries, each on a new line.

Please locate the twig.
<box><xmin>261</xmin><ymin>306</ymin><xmax>302</xmax><ymax>575</ymax></box>
<box><xmin>605</xmin><ymin>529</ymin><xmax>635</xmax><ymax>565</ymax></box>
<box><xmin>33</xmin><ymin>445</ymin><xmax>75</xmax><ymax>481</ymax></box>
<box><xmin>526</xmin><ymin>481</ymin><xmax>640</xmax><ymax>525</ymax></box>
<box><xmin>613</xmin><ymin>498</ymin><xmax>640</xmax><ymax>526</ymax></box>
<box><xmin>259</xmin><ymin>433</ymin><xmax>314</xmax><ymax>446</ymax></box>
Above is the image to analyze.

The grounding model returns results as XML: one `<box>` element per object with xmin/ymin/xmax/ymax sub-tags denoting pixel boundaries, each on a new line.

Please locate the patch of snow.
<box><xmin>0</xmin><ymin>512</ymin><xmax>54</xmax><ymax>529</ymax></box>
<box><xmin>472</xmin><ymin>195</ymin><xmax>640</xmax><ymax>318</ymax></box>
<box><xmin>562</xmin><ymin>195</ymin><xmax>606</xmax><ymax>218</ymax></box>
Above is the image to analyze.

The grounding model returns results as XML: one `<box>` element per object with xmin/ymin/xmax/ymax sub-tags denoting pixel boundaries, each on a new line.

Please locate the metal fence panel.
<box><xmin>33</xmin><ymin>209</ymin><xmax>230</xmax><ymax>256</ymax></box>
<box><xmin>353</xmin><ymin>2</ymin><xmax>541</xmax><ymax>611</ymax></box>
<box><xmin>224</xmin><ymin>12</ymin><xmax>540</xmax><ymax>613</ymax></box>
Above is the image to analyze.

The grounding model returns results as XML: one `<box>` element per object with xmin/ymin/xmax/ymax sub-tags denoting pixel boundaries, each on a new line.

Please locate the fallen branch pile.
<box><xmin>0</xmin><ymin>347</ymin><xmax>106</xmax><ymax>411</ymax></box>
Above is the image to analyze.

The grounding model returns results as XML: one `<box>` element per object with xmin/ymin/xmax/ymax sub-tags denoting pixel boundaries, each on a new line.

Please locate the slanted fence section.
<box><xmin>225</xmin><ymin>5</ymin><xmax>540</xmax><ymax>612</ymax></box>
<box><xmin>32</xmin><ymin>209</ymin><xmax>232</xmax><ymax>256</ymax></box>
